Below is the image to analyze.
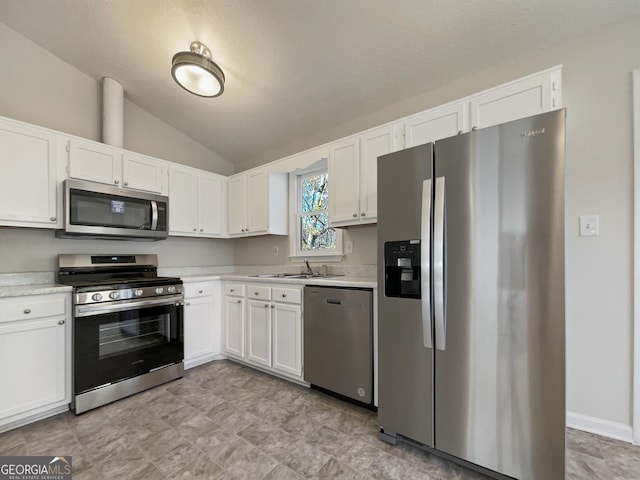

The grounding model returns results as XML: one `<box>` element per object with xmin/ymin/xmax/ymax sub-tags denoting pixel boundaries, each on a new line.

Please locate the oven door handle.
<box><xmin>75</xmin><ymin>295</ymin><xmax>184</xmax><ymax>317</ymax></box>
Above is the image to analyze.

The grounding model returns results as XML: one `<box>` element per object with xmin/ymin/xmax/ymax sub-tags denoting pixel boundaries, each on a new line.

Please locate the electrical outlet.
<box><xmin>273</xmin><ymin>246</ymin><xmax>279</xmax><ymax>256</ymax></box>
<box><xmin>345</xmin><ymin>240</ymin><xmax>353</xmax><ymax>254</ymax></box>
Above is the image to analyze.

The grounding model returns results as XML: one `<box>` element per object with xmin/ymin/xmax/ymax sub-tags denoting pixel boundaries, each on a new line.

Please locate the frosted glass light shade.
<box><xmin>171</xmin><ymin>42</ymin><xmax>225</xmax><ymax>97</ymax></box>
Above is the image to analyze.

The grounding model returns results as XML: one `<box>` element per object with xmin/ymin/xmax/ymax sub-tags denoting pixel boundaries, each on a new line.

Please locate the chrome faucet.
<box><xmin>304</xmin><ymin>258</ymin><xmax>315</xmax><ymax>276</ymax></box>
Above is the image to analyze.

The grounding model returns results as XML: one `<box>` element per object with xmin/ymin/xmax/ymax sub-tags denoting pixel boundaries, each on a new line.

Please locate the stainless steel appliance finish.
<box><xmin>377</xmin><ymin>110</ymin><xmax>565</xmax><ymax>480</ymax></box>
<box><xmin>57</xmin><ymin>179</ymin><xmax>169</xmax><ymax>240</ymax></box>
<box><xmin>58</xmin><ymin>254</ymin><xmax>184</xmax><ymax>414</ymax></box>
<box><xmin>304</xmin><ymin>286</ymin><xmax>373</xmax><ymax>405</ymax></box>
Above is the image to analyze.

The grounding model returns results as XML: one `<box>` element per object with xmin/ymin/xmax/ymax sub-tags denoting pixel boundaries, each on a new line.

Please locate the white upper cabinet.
<box><xmin>404</xmin><ymin>103</ymin><xmax>468</xmax><ymax>148</ymax></box>
<box><xmin>121</xmin><ymin>151</ymin><xmax>167</xmax><ymax>194</ymax></box>
<box><xmin>227</xmin><ymin>167</ymin><xmax>287</xmax><ymax>237</ymax></box>
<box><xmin>168</xmin><ymin>164</ymin><xmax>227</xmax><ymax>238</ymax></box>
<box><xmin>67</xmin><ymin>138</ymin><xmax>166</xmax><ymax>194</ymax></box>
<box><xmin>469</xmin><ymin>68</ymin><xmax>561</xmax><ymax>130</ymax></box>
<box><xmin>329</xmin><ymin>124</ymin><xmax>400</xmax><ymax>227</ymax></box>
<box><xmin>0</xmin><ymin>117</ymin><xmax>60</xmax><ymax>228</ymax></box>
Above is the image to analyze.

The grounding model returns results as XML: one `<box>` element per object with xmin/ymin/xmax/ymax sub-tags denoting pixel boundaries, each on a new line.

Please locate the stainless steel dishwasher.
<box><xmin>304</xmin><ymin>286</ymin><xmax>373</xmax><ymax>405</ymax></box>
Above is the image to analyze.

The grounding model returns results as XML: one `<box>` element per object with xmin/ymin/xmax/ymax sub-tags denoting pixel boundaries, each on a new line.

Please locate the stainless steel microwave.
<box><xmin>57</xmin><ymin>179</ymin><xmax>169</xmax><ymax>240</ymax></box>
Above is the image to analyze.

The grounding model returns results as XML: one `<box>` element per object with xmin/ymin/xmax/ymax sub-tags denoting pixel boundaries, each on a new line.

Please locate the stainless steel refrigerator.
<box><xmin>377</xmin><ymin>109</ymin><xmax>565</xmax><ymax>480</ymax></box>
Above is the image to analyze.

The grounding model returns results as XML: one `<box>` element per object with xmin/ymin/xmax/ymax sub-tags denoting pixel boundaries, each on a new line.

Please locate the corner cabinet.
<box><xmin>67</xmin><ymin>138</ymin><xmax>167</xmax><ymax>194</ymax></box>
<box><xmin>183</xmin><ymin>280</ymin><xmax>221</xmax><ymax>369</ymax></box>
<box><xmin>328</xmin><ymin>124</ymin><xmax>401</xmax><ymax>227</ymax></box>
<box><xmin>227</xmin><ymin>168</ymin><xmax>288</xmax><ymax>237</ymax></box>
<box><xmin>0</xmin><ymin>117</ymin><xmax>61</xmax><ymax>229</ymax></box>
<box><xmin>168</xmin><ymin>164</ymin><xmax>227</xmax><ymax>238</ymax></box>
<box><xmin>222</xmin><ymin>281</ymin><xmax>303</xmax><ymax>381</ymax></box>
<box><xmin>0</xmin><ymin>292</ymin><xmax>71</xmax><ymax>432</ymax></box>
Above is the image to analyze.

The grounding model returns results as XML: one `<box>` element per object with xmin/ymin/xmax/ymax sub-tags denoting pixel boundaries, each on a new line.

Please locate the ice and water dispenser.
<box><xmin>384</xmin><ymin>240</ymin><xmax>421</xmax><ymax>299</ymax></box>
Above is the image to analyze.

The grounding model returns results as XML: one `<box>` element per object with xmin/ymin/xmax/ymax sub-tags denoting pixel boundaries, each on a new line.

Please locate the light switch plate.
<box><xmin>345</xmin><ymin>240</ymin><xmax>353</xmax><ymax>254</ymax></box>
<box><xmin>579</xmin><ymin>215</ymin><xmax>599</xmax><ymax>237</ymax></box>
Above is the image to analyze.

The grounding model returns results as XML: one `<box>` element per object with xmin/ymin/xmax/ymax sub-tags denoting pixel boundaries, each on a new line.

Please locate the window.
<box><xmin>289</xmin><ymin>163</ymin><xmax>342</xmax><ymax>259</ymax></box>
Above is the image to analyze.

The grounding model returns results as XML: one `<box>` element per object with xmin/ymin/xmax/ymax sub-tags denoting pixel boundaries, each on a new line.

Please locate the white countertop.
<box><xmin>0</xmin><ymin>283</ymin><xmax>72</xmax><ymax>298</ymax></box>
<box><xmin>220</xmin><ymin>273</ymin><xmax>377</xmax><ymax>289</ymax></box>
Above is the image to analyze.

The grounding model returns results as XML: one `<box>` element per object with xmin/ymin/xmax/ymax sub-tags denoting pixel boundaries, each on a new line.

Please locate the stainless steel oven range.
<box><xmin>57</xmin><ymin>254</ymin><xmax>184</xmax><ymax>414</ymax></box>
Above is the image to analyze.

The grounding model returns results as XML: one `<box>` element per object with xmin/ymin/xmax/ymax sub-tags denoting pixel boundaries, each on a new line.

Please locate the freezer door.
<box><xmin>433</xmin><ymin>110</ymin><xmax>565</xmax><ymax>479</ymax></box>
<box><xmin>377</xmin><ymin>143</ymin><xmax>434</xmax><ymax>447</ymax></box>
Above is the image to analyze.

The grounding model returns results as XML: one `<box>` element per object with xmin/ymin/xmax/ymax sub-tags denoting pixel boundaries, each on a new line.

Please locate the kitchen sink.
<box><xmin>247</xmin><ymin>273</ymin><xmax>344</xmax><ymax>279</ymax></box>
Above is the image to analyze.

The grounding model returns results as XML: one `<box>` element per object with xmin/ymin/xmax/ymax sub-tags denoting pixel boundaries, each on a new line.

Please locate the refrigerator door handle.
<box><xmin>434</xmin><ymin>176</ymin><xmax>446</xmax><ymax>350</ymax></box>
<box><xmin>421</xmin><ymin>179</ymin><xmax>433</xmax><ymax>349</ymax></box>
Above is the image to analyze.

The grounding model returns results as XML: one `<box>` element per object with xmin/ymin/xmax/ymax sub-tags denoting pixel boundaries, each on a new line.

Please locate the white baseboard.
<box><xmin>567</xmin><ymin>411</ymin><xmax>634</xmax><ymax>444</ymax></box>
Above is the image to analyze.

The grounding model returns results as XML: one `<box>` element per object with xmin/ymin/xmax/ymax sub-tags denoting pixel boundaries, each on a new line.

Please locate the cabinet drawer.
<box><xmin>184</xmin><ymin>282</ymin><xmax>213</xmax><ymax>298</ymax></box>
<box><xmin>0</xmin><ymin>294</ymin><xmax>67</xmax><ymax>323</ymax></box>
<box><xmin>272</xmin><ymin>287</ymin><xmax>302</xmax><ymax>304</ymax></box>
<box><xmin>247</xmin><ymin>285</ymin><xmax>271</xmax><ymax>301</ymax></box>
<box><xmin>224</xmin><ymin>283</ymin><xmax>245</xmax><ymax>297</ymax></box>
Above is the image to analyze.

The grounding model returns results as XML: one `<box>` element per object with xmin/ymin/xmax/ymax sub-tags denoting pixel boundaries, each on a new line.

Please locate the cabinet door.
<box><xmin>198</xmin><ymin>172</ymin><xmax>225</xmax><ymax>237</ymax></box>
<box><xmin>469</xmin><ymin>73</ymin><xmax>558</xmax><ymax>129</ymax></box>
<box><xmin>227</xmin><ymin>175</ymin><xmax>246</xmax><ymax>235</ymax></box>
<box><xmin>223</xmin><ymin>296</ymin><xmax>245</xmax><ymax>358</ymax></box>
<box><xmin>328</xmin><ymin>137</ymin><xmax>360</xmax><ymax>226</ymax></box>
<box><xmin>272</xmin><ymin>302</ymin><xmax>302</xmax><ymax>378</ymax></box>
<box><xmin>0</xmin><ymin>119</ymin><xmax>59</xmax><ymax>227</ymax></box>
<box><xmin>122</xmin><ymin>152</ymin><xmax>165</xmax><ymax>193</ymax></box>
<box><xmin>184</xmin><ymin>295</ymin><xmax>214</xmax><ymax>369</ymax></box>
<box><xmin>404</xmin><ymin>103</ymin><xmax>468</xmax><ymax>148</ymax></box>
<box><xmin>0</xmin><ymin>318</ymin><xmax>66</xmax><ymax>419</ymax></box>
<box><xmin>246</xmin><ymin>300</ymin><xmax>272</xmax><ymax>367</ymax></box>
<box><xmin>246</xmin><ymin>169</ymin><xmax>268</xmax><ymax>234</ymax></box>
<box><xmin>359</xmin><ymin>124</ymin><xmax>400</xmax><ymax>224</ymax></box>
<box><xmin>168</xmin><ymin>165</ymin><xmax>198</xmax><ymax>236</ymax></box>
<box><xmin>68</xmin><ymin>138</ymin><xmax>122</xmax><ymax>186</ymax></box>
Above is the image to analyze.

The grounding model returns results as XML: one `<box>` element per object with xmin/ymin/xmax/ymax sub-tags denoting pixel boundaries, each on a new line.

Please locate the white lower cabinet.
<box><xmin>0</xmin><ymin>292</ymin><xmax>71</xmax><ymax>432</ymax></box>
<box><xmin>183</xmin><ymin>280</ymin><xmax>221</xmax><ymax>369</ymax></box>
<box><xmin>223</xmin><ymin>282</ymin><xmax>303</xmax><ymax>381</ymax></box>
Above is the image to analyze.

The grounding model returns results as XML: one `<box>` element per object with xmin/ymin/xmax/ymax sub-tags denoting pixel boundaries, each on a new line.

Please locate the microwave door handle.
<box><xmin>151</xmin><ymin>201</ymin><xmax>158</xmax><ymax>230</ymax></box>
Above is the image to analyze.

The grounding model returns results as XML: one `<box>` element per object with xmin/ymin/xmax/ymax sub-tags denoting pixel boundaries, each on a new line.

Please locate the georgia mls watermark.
<box><xmin>0</xmin><ymin>456</ymin><xmax>72</xmax><ymax>480</ymax></box>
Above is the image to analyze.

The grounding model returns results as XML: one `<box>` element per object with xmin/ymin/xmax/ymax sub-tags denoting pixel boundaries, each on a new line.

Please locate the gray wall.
<box><xmin>0</xmin><ymin>12</ymin><xmax>638</xmax><ymax>437</ymax></box>
<box><xmin>235</xmin><ymin>14</ymin><xmax>640</xmax><ymax>435</ymax></box>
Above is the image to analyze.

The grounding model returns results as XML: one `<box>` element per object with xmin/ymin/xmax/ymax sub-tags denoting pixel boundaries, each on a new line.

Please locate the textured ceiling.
<box><xmin>2</xmin><ymin>0</ymin><xmax>640</xmax><ymax>168</ymax></box>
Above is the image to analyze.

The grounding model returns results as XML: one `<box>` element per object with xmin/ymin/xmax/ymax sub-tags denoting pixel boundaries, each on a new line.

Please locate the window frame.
<box><xmin>288</xmin><ymin>161</ymin><xmax>343</xmax><ymax>261</ymax></box>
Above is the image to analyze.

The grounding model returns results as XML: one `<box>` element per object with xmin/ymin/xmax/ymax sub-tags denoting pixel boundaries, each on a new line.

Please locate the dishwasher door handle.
<box><xmin>326</xmin><ymin>298</ymin><xmax>342</xmax><ymax>305</ymax></box>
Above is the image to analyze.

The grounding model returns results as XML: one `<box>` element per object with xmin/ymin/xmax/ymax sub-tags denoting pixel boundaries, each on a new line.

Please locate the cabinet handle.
<box><xmin>237</xmin><ymin>300</ymin><xmax>241</xmax><ymax>304</ymax></box>
<box><xmin>472</xmin><ymin>126</ymin><xmax>478</xmax><ymax>131</ymax></box>
<box><xmin>198</xmin><ymin>290</ymin><xmax>203</xmax><ymax>294</ymax></box>
<box><xmin>58</xmin><ymin>320</ymin><xmax>65</xmax><ymax>325</ymax></box>
<box><xmin>264</xmin><ymin>304</ymin><xmax>269</xmax><ymax>308</ymax></box>
<box><xmin>50</xmin><ymin>217</ymin><xmax>57</xmax><ymax>222</ymax></box>
<box><xmin>361</xmin><ymin>212</ymin><xmax>365</xmax><ymax>216</ymax></box>
<box><xmin>114</xmin><ymin>179</ymin><xmax>120</xmax><ymax>185</ymax></box>
<box><xmin>254</xmin><ymin>292</ymin><xmax>259</xmax><ymax>295</ymax></box>
<box><xmin>352</xmin><ymin>213</ymin><xmax>357</xmax><ymax>218</ymax></box>
<box><xmin>282</xmin><ymin>294</ymin><xmax>286</xmax><ymax>298</ymax></box>
<box><xmin>458</xmin><ymin>130</ymin><xmax>463</xmax><ymax>135</ymax></box>
<box><xmin>200</xmin><ymin>229</ymin><xmax>203</xmax><ymax>232</ymax></box>
<box><xmin>186</xmin><ymin>302</ymin><xmax>191</xmax><ymax>306</ymax></box>
<box><xmin>193</xmin><ymin>228</ymin><xmax>197</xmax><ymax>232</ymax></box>
<box><xmin>23</xmin><ymin>308</ymin><xmax>31</xmax><ymax>314</ymax></box>
<box><xmin>271</xmin><ymin>305</ymin><xmax>275</xmax><ymax>309</ymax></box>
<box><xmin>124</xmin><ymin>181</ymin><xmax>129</xmax><ymax>187</ymax></box>
<box><xmin>230</xmin><ymin>289</ymin><xmax>235</xmax><ymax>292</ymax></box>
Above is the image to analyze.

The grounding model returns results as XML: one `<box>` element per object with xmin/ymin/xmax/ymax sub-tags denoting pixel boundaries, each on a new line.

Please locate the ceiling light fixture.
<box><xmin>171</xmin><ymin>41</ymin><xmax>225</xmax><ymax>97</ymax></box>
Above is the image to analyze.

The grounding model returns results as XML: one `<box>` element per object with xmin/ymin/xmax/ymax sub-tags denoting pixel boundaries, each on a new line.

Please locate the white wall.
<box><xmin>236</xmin><ymin>14</ymin><xmax>640</xmax><ymax>438</ymax></box>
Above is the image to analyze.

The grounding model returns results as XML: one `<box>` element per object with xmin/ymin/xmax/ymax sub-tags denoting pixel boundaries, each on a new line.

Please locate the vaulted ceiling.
<box><xmin>2</xmin><ymin>0</ymin><xmax>640</xmax><ymax>168</ymax></box>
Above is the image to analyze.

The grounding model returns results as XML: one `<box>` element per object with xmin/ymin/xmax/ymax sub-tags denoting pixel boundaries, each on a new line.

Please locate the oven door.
<box><xmin>73</xmin><ymin>296</ymin><xmax>183</xmax><ymax>395</ymax></box>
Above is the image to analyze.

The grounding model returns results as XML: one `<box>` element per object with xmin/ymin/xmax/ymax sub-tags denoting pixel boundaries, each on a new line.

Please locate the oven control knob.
<box><xmin>155</xmin><ymin>287</ymin><xmax>164</xmax><ymax>294</ymax></box>
<box><xmin>109</xmin><ymin>291</ymin><xmax>120</xmax><ymax>300</ymax></box>
<box><xmin>167</xmin><ymin>286</ymin><xmax>177</xmax><ymax>294</ymax></box>
<box><xmin>134</xmin><ymin>289</ymin><xmax>144</xmax><ymax>297</ymax></box>
<box><xmin>92</xmin><ymin>293</ymin><xmax>103</xmax><ymax>302</ymax></box>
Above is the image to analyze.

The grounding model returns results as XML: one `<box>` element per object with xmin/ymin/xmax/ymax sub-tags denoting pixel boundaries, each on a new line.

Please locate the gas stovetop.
<box><xmin>57</xmin><ymin>254</ymin><xmax>183</xmax><ymax>304</ymax></box>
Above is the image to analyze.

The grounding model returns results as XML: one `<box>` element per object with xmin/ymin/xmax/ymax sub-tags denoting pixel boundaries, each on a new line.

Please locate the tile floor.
<box><xmin>1</xmin><ymin>360</ymin><xmax>639</xmax><ymax>479</ymax></box>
